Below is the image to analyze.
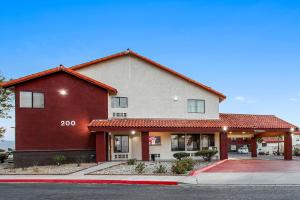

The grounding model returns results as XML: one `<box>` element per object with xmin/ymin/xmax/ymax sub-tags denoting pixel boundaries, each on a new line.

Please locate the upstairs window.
<box><xmin>187</xmin><ymin>99</ymin><xmax>205</xmax><ymax>113</ymax></box>
<box><xmin>20</xmin><ymin>91</ymin><xmax>44</xmax><ymax>108</ymax></box>
<box><xmin>112</xmin><ymin>97</ymin><xmax>128</xmax><ymax>108</ymax></box>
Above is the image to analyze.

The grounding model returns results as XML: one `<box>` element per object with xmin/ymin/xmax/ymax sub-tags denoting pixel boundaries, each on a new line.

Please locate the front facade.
<box><xmin>1</xmin><ymin>50</ymin><xmax>298</xmax><ymax>167</ymax></box>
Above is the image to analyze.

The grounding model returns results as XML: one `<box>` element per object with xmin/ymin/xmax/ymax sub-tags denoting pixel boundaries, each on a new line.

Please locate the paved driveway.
<box><xmin>203</xmin><ymin>160</ymin><xmax>300</xmax><ymax>173</ymax></box>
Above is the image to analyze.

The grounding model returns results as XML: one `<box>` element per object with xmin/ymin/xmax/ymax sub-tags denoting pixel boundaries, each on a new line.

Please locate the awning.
<box><xmin>89</xmin><ymin>113</ymin><xmax>298</xmax><ymax>133</ymax></box>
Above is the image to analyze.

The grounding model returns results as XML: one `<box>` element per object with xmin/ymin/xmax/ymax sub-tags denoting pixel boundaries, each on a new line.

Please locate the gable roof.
<box><xmin>1</xmin><ymin>65</ymin><xmax>117</xmax><ymax>94</ymax></box>
<box><xmin>70</xmin><ymin>50</ymin><xmax>226</xmax><ymax>101</ymax></box>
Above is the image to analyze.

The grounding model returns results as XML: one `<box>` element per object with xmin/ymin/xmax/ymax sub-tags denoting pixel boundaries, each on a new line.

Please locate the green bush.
<box><xmin>171</xmin><ymin>158</ymin><xmax>196</xmax><ymax>174</ymax></box>
<box><xmin>173</xmin><ymin>152</ymin><xmax>190</xmax><ymax>160</ymax></box>
<box><xmin>294</xmin><ymin>148</ymin><xmax>300</xmax><ymax>156</ymax></box>
<box><xmin>135</xmin><ymin>162</ymin><xmax>146</xmax><ymax>174</ymax></box>
<box><xmin>154</xmin><ymin>163</ymin><xmax>167</xmax><ymax>173</ymax></box>
<box><xmin>53</xmin><ymin>155</ymin><xmax>66</xmax><ymax>166</ymax></box>
<box><xmin>180</xmin><ymin>157</ymin><xmax>196</xmax><ymax>171</ymax></box>
<box><xmin>171</xmin><ymin>160</ymin><xmax>187</xmax><ymax>174</ymax></box>
<box><xmin>196</xmin><ymin>150</ymin><xmax>218</xmax><ymax>161</ymax></box>
<box><xmin>127</xmin><ymin>159</ymin><xmax>137</xmax><ymax>165</ymax></box>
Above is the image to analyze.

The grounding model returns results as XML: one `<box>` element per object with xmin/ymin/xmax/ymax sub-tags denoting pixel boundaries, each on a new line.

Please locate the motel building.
<box><xmin>1</xmin><ymin>50</ymin><xmax>298</xmax><ymax>167</ymax></box>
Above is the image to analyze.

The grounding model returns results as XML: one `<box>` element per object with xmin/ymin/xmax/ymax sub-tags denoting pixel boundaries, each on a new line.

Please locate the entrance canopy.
<box><xmin>88</xmin><ymin>113</ymin><xmax>298</xmax><ymax>133</ymax></box>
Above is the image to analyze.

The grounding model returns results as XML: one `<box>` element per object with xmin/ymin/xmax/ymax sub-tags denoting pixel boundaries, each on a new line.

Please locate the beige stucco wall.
<box><xmin>110</xmin><ymin>131</ymin><xmax>220</xmax><ymax>160</ymax></box>
<box><xmin>76</xmin><ymin>55</ymin><xmax>220</xmax><ymax>119</ymax></box>
<box><xmin>110</xmin><ymin>132</ymin><xmax>142</xmax><ymax>161</ymax></box>
<box><xmin>149</xmin><ymin>132</ymin><xmax>220</xmax><ymax>160</ymax></box>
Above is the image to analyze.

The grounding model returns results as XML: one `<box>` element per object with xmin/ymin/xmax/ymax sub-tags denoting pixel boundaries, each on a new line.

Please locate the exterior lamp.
<box><xmin>173</xmin><ymin>96</ymin><xmax>179</xmax><ymax>101</ymax></box>
<box><xmin>58</xmin><ymin>89</ymin><xmax>68</xmax><ymax>96</ymax></box>
<box><xmin>222</xmin><ymin>126</ymin><xmax>228</xmax><ymax>132</ymax></box>
<box><xmin>290</xmin><ymin>127</ymin><xmax>295</xmax><ymax>133</ymax></box>
<box><xmin>131</xmin><ymin>130</ymin><xmax>136</xmax><ymax>135</ymax></box>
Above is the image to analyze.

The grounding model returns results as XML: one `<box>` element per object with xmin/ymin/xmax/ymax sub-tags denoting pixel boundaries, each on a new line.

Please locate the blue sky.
<box><xmin>1</xmin><ymin>0</ymin><xmax>300</xmax><ymax>140</ymax></box>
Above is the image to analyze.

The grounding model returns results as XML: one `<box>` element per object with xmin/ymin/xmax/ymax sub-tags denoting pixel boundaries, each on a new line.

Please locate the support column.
<box><xmin>251</xmin><ymin>136</ymin><xmax>257</xmax><ymax>158</ymax></box>
<box><xmin>141</xmin><ymin>132</ymin><xmax>149</xmax><ymax>161</ymax></box>
<box><xmin>219</xmin><ymin>132</ymin><xmax>228</xmax><ymax>160</ymax></box>
<box><xmin>284</xmin><ymin>132</ymin><xmax>292</xmax><ymax>160</ymax></box>
<box><xmin>96</xmin><ymin>132</ymin><xmax>107</xmax><ymax>163</ymax></box>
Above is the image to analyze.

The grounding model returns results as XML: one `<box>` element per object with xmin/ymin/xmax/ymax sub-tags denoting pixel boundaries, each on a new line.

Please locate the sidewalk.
<box><xmin>2</xmin><ymin>172</ymin><xmax>300</xmax><ymax>185</ymax></box>
<box><xmin>182</xmin><ymin>173</ymin><xmax>300</xmax><ymax>185</ymax></box>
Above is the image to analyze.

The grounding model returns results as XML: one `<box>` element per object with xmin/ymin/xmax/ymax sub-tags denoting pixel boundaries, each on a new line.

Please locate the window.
<box><xmin>114</xmin><ymin>135</ymin><xmax>129</xmax><ymax>153</ymax></box>
<box><xmin>33</xmin><ymin>93</ymin><xmax>44</xmax><ymax>108</ymax></box>
<box><xmin>186</xmin><ymin>134</ymin><xmax>200</xmax><ymax>151</ymax></box>
<box><xmin>20</xmin><ymin>91</ymin><xmax>44</xmax><ymax>108</ymax></box>
<box><xmin>201</xmin><ymin>134</ymin><xmax>215</xmax><ymax>149</ymax></box>
<box><xmin>149</xmin><ymin>136</ymin><xmax>161</xmax><ymax>146</ymax></box>
<box><xmin>171</xmin><ymin>134</ymin><xmax>185</xmax><ymax>151</ymax></box>
<box><xmin>187</xmin><ymin>99</ymin><xmax>205</xmax><ymax>113</ymax></box>
<box><xmin>262</xmin><ymin>143</ymin><xmax>267</xmax><ymax>147</ymax></box>
<box><xmin>112</xmin><ymin>97</ymin><xmax>128</xmax><ymax>108</ymax></box>
<box><xmin>20</xmin><ymin>92</ymin><xmax>32</xmax><ymax>108</ymax></box>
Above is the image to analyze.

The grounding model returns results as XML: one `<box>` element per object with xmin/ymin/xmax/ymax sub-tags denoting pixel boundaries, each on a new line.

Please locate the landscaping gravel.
<box><xmin>91</xmin><ymin>160</ymin><xmax>214</xmax><ymax>175</ymax></box>
<box><xmin>0</xmin><ymin>163</ymin><xmax>96</xmax><ymax>175</ymax></box>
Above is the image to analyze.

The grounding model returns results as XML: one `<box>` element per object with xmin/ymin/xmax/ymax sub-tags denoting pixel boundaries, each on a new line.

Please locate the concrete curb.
<box><xmin>0</xmin><ymin>179</ymin><xmax>178</xmax><ymax>186</ymax></box>
<box><xmin>189</xmin><ymin>159</ymin><xmax>228</xmax><ymax>176</ymax></box>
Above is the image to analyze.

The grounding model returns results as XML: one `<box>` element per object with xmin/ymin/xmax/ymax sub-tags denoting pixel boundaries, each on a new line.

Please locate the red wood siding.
<box><xmin>15</xmin><ymin>72</ymin><xmax>108</xmax><ymax>151</ymax></box>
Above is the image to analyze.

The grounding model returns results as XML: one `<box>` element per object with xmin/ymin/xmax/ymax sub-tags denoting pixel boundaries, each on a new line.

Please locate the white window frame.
<box><xmin>187</xmin><ymin>99</ymin><xmax>205</xmax><ymax>113</ymax></box>
<box><xmin>19</xmin><ymin>91</ymin><xmax>45</xmax><ymax>109</ymax></box>
<box><xmin>111</xmin><ymin>97</ymin><xmax>128</xmax><ymax>108</ymax></box>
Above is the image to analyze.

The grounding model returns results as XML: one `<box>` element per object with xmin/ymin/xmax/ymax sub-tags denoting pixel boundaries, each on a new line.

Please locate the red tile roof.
<box><xmin>70</xmin><ymin>50</ymin><xmax>226</xmax><ymax>101</ymax></box>
<box><xmin>1</xmin><ymin>66</ymin><xmax>117</xmax><ymax>94</ymax></box>
<box><xmin>294</xmin><ymin>131</ymin><xmax>300</xmax><ymax>135</ymax></box>
<box><xmin>89</xmin><ymin>113</ymin><xmax>297</xmax><ymax>131</ymax></box>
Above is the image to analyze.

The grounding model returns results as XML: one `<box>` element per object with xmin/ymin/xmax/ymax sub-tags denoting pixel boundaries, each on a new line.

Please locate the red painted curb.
<box><xmin>0</xmin><ymin>179</ymin><xmax>178</xmax><ymax>186</ymax></box>
<box><xmin>189</xmin><ymin>159</ymin><xmax>228</xmax><ymax>176</ymax></box>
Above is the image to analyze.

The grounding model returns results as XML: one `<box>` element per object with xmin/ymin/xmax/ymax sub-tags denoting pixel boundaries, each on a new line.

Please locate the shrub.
<box><xmin>135</xmin><ymin>162</ymin><xmax>146</xmax><ymax>173</ymax></box>
<box><xmin>154</xmin><ymin>163</ymin><xmax>167</xmax><ymax>174</ymax></box>
<box><xmin>173</xmin><ymin>152</ymin><xmax>190</xmax><ymax>160</ymax></box>
<box><xmin>53</xmin><ymin>155</ymin><xmax>66</xmax><ymax>166</ymax></box>
<box><xmin>180</xmin><ymin>157</ymin><xmax>196</xmax><ymax>171</ymax></box>
<box><xmin>171</xmin><ymin>160</ymin><xmax>187</xmax><ymax>174</ymax></box>
<box><xmin>294</xmin><ymin>148</ymin><xmax>300</xmax><ymax>156</ymax></box>
<box><xmin>0</xmin><ymin>153</ymin><xmax>7</xmax><ymax>163</ymax></box>
<box><xmin>32</xmin><ymin>165</ymin><xmax>39</xmax><ymax>173</ymax></box>
<box><xmin>127</xmin><ymin>159</ymin><xmax>137</xmax><ymax>165</ymax></box>
<box><xmin>76</xmin><ymin>156</ymin><xmax>84</xmax><ymax>167</ymax></box>
<box><xmin>196</xmin><ymin>150</ymin><xmax>218</xmax><ymax>162</ymax></box>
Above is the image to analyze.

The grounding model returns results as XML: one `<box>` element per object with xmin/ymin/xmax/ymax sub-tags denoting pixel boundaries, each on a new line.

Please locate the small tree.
<box><xmin>0</xmin><ymin>74</ymin><xmax>13</xmax><ymax>138</ymax></box>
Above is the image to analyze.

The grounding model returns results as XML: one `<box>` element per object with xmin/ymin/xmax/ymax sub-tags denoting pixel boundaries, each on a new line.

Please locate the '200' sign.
<box><xmin>60</xmin><ymin>120</ymin><xmax>76</xmax><ymax>127</ymax></box>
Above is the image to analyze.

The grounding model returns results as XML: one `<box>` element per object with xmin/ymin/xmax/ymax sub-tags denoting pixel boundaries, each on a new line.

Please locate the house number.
<box><xmin>60</xmin><ymin>120</ymin><xmax>76</xmax><ymax>126</ymax></box>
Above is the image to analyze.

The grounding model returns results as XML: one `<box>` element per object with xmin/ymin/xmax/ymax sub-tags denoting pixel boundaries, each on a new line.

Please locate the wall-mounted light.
<box><xmin>58</xmin><ymin>89</ymin><xmax>68</xmax><ymax>96</ymax></box>
<box><xmin>173</xmin><ymin>96</ymin><xmax>179</xmax><ymax>102</ymax></box>
<box><xmin>131</xmin><ymin>130</ymin><xmax>136</xmax><ymax>135</ymax></box>
<box><xmin>222</xmin><ymin>126</ymin><xmax>228</xmax><ymax>132</ymax></box>
<box><xmin>290</xmin><ymin>127</ymin><xmax>295</xmax><ymax>133</ymax></box>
